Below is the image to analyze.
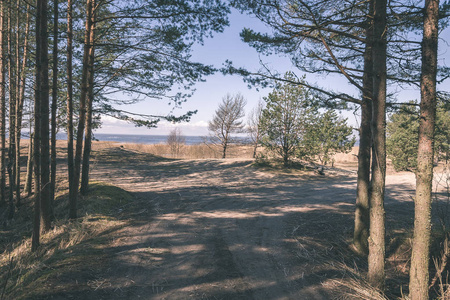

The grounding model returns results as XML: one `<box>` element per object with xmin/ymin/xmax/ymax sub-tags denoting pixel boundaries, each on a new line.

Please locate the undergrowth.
<box><xmin>0</xmin><ymin>182</ymin><xmax>134</xmax><ymax>300</ymax></box>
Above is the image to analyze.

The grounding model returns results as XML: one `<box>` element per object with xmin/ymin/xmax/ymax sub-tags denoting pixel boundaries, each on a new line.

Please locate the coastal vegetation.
<box><xmin>0</xmin><ymin>0</ymin><xmax>449</xmax><ymax>299</ymax></box>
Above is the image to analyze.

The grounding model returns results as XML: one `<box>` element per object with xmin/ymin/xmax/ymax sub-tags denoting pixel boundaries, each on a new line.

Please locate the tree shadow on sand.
<box><xmin>6</xmin><ymin>147</ymin><xmax>448</xmax><ymax>299</ymax></box>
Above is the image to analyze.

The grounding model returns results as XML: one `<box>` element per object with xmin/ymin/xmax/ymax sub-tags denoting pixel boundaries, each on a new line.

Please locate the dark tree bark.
<box><xmin>353</xmin><ymin>1</ymin><xmax>373</xmax><ymax>256</ymax></box>
<box><xmin>74</xmin><ymin>0</ymin><xmax>94</xmax><ymax>203</ymax></box>
<box><xmin>36</xmin><ymin>0</ymin><xmax>51</xmax><ymax>234</ymax></box>
<box><xmin>409</xmin><ymin>0</ymin><xmax>439</xmax><ymax>298</ymax></box>
<box><xmin>24</xmin><ymin>132</ymin><xmax>33</xmax><ymax>196</ymax></box>
<box><xmin>14</xmin><ymin>4</ymin><xmax>30</xmax><ymax>206</ymax></box>
<box><xmin>31</xmin><ymin>127</ymin><xmax>40</xmax><ymax>252</ymax></box>
<box><xmin>50</xmin><ymin>0</ymin><xmax>58</xmax><ymax>209</ymax></box>
<box><xmin>32</xmin><ymin>31</ymin><xmax>42</xmax><ymax>252</ymax></box>
<box><xmin>222</xmin><ymin>139</ymin><xmax>228</xmax><ymax>159</ymax></box>
<box><xmin>13</xmin><ymin>0</ymin><xmax>20</xmax><ymax>206</ymax></box>
<box><xmin>80</xmin><ymin>2</ymin><xmax>96</xmax><ymax>195</ymax></box>
<box><xmin>0</xmin><ymin>0</ymin><xmax>5</xmax><ymax>208</ymax></box>
<box><xmin>367</xmin><ymin>0</ymin><xmax>387</xmax><ymax>291</ymax></box>
<box><xmin>7</xmin><ymin>1</ymin><xmax>15</xmax><ymax>219</ymax></box>
<box><xmin>67</xmin><ymin>0</ymin><xmax>76</xmax><ymax>219</ymax></box>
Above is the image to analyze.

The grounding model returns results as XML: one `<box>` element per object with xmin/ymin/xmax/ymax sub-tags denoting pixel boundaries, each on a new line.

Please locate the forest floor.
<box><xmin>2</xmin><ymin>144</ymin><xmax>449</xmax><ymax>299</ymax></box>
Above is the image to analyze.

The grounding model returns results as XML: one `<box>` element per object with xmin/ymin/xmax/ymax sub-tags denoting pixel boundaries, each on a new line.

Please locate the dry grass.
<box><xmin>91</xmin><ymin>141</ymin><xmax>360</xmax><ymax>163</ymax></box>
<box><xmin>91</xmin><ymin>141</ymin><xmax>256</xmax><ymax>159</ymax></box>
<box><xmin>0</xmin><ymin>182</ymin><xmax>134</xmax><ymax>300</ymax></box>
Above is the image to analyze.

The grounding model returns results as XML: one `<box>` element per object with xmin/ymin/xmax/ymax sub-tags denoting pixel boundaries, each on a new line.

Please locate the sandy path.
<box><xmin>85</xmin><ymin>148</ymin><xmax>417</xmax><ymax>299</ymax></box>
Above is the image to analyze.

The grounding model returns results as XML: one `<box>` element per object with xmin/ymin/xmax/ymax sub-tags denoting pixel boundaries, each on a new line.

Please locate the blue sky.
<box><xmin>95</xmin><ymin>8</ymin><xmax>450</xmax><ymax>137</ymax></box>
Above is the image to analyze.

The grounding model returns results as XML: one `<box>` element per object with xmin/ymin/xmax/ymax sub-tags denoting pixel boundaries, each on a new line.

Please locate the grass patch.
<box><xmin>81</xmin><ymin>182</ymin><xmax>134</xmax><ymax>216</ymax></box>
<box><xmin>252</xmin><ymin>157</ymin><xmax>316</xmax><ymax>174</ymax></box>
<box><xmin>0</xmin><ymin>182</ymin><xmax>134</xmax><ymax>300</ymax></box>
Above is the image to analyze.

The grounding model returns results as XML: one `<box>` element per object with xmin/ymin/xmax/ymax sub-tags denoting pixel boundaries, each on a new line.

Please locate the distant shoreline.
<box><xmin>53</xmin><ymin>132</ymin><xmax>251</xmax><ymax>146</ymax></box>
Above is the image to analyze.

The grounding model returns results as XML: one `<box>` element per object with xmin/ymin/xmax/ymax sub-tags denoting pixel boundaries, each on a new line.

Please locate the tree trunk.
<box><xmin>74</xmin><ymin>0</ymin><xmax>94</xmax><ymax>202</ymax></box>
<box><xmin>0</xmin><ymin>0</ymin><xmax>5</xmax><ymax>208</ymax></box>
<box><xmin>14</xmin><ymin>4</ymin><xmax>30</xmax><ymax>206</ymax></box>
<box><xmin>7</xmin><ymin>2</ymin><xmax>15</xmax><ymax>219</ymax></box>
<box><xmin>31</xmin><ymin>126</ymin><xmax>40</xmax><ymax>251</ymax></box>
<box><xmin>367</xmin><ymin>0</ymin><xmax>387</xmax><ymax>291</ymax></box>
<box><xmin>409</xmin><ymin>1</ymin><xmax>439</xmax><ymax>298</ymax></box>
<box><xmin>13</xmin><ymin>0</ymin><xmax>20</xmax><ymax>206</ymax></box>
<box><xmin>222</xmin><ymin>140</ymin><xmax>227</xmax><ymax>159</ymax></box>
<box><xmin>50</xmin><ymin>0</ymin><xmax>58</xmax><ymax>208</ymax></box>
<box><xmin>252</xmin><ymin>129</ymin><xmax>260</xmax><ymax>159</ymax></box>
<box><xmin>32</xmin><ymin>125</ymin><xmax>40</xmax><ymax>251</ymax></box>
<box><xmin>80</xmin><ymin>3</ymin><xmax>96</xmax><ymax>195</ymax></box>
<box><xmin>354</xmin><ymin>100</ymin><xmax>372</xmax><ymax>255</ymax></box>
<box><xmin>24</xmin><ymin>133</ymin><xmax>33</xmax><ymax>196</ymax></box>
<box><xmin>36</xmin><ymin>0</ymin><xmax>51</xmax><ymax>234</ymax></box>
<box><xmin>353</xmin><ymin>2</ymin><xmax>373</xmax><ymax>256</ymax></box>
<box><xmin>31</xmin><ymin>70</ymin><xmax>44</xmax><ymax>251</ymax></box>
<box><xmin>67</xmin><ymin>0</ymin><xmax>76</xmax><ymax>219</ymax></box>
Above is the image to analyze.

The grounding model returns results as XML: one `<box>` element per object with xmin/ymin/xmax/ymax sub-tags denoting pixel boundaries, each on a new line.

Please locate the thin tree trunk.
<box><xmin>222</xmin><ymin>140</ymin><xmax>227</xmax><ymax>159</ymax></box>
<box><xmin>0</xmin><ymin>0</ymin><xmax>5</xmax><ymax>208</ymax></box>
<box><xmin>353</xmin><ymin>2</ymin><xmax>373</xmax><ymax>256</ymax></box>
<box><xmin>67</xmin><ymin>0</ymin><xmax>76</xmax><ymax>218</ymax></box>
<box><xmin>36</xmin><ymin>0</ymin><xmax>51</xmax><ymax>234</ymax></box>
<box><xmin>7</xmin><ymin>1</ymin><xmax>15</xmax><ymax>219</ymax></box>
<box><xmin>14</xmin><ymin>4</ymin><xmax>30</xmax><ymax>206</ymax></box>
<box><xmin>367</xmin><ymin>0</ymin><xmax>387</xmax><ymax>291</ymax></box>
<box><xmin>32</xmin><ymin>63</ymin><xmax>41</xmax><ymax>251</ymax></box>
<box><xmin>13</xmin><ymin>0</ymin><xmax>20</xmax><ymax>206</ymax></box>
<box><xmin>80</xmin><ymin>2</ymin><xmax>96</xmax><ymax>195</ymax></box>
<box><xmin>252</xmin><ymin>133</ymin><xmax>259</xmax><ymax>158</ymax></box>
<box><xmin>50</xmin><ymin>0</ymin><xmax>58</xmax><ymax>209</ymax></box>
<box><xmin>24</xmin><ymin>133</ymin><xmax>33</xmax><ymax>196</ymax></box>
<box><xmin>31</xmin><ymin>126</ymin><xmax>40</xmax><ymax>252</ymax></box>
<box><xmin>409</xmin><ymin>0</ymin><xmax>439</xmax><ymax>298</ymax></box>
<box><xmin>74</xmin><ymin>0</ymin><xmax>94</xmax><ymax>202</ymax></box>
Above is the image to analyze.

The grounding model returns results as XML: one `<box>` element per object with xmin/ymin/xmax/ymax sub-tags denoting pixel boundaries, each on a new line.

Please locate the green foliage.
<box><xmin>55</xmin><ymin>0</ymin><xmax>230</xmax><ymax>132</ymax></box>
<box><xmin>94</xmin><ymin>0</ymin><xmax>229</xmax><ymax>113</ymax></box>
<box><xmin>259</xmin><ymin>72</ymin><xmax>354</xmax><ymax>167</ymax></box>
<box><xmin>386</xmin><ymin>100</ymin><xmax>450</xmax><ymax>171</ymax></box>
<box><xmin>259</xmin><ymin>72</ymin><xmax>313</xmax><ymax>166</ymax></box>
<box><xmin>435</xmin><ymin>102</ymin><xmax>450</xmax><ymax>162</ymax></box>
<box><xmin>386</xmin><ymin>102</ymin><xmax>419</xmax><ymax>171</ymax></box>
<box><xmin>302</xmin><ymin>109</ymin><xmax>355</xmax><ymax>166</ymax></box>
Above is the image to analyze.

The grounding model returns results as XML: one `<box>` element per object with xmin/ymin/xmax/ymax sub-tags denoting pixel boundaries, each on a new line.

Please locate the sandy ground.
<box><xmin>35</xmin><ymin>146</ymin><xmax>423</xmax><ymax>300</ymax></box>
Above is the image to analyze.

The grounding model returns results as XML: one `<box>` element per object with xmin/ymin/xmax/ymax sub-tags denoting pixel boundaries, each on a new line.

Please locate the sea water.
<box><xmin>54</xmin><ymin>133</ymin><xmax>250</xmax><ymax>145</ymax></box>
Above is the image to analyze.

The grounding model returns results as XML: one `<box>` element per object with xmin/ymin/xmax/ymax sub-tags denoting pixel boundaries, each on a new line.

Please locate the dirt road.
<box><xmin>82</xmin><ymin>147</ymin><xmax>416</xmax><ymax>299</ymax></box>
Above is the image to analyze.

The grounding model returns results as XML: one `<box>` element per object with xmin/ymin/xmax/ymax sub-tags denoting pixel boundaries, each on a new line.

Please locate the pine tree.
<box><xmin>259</xmin><ymin>73</ymin><xmax>312</xmax><ymax>167</ymax></box>
<box><xmin>302</xmin><ymin>109</ymin><xmax>355</xmax><ymax>166</ymax></box>
<box><xmin>409</xmin><ymin>0</ymin><xmax>440</xmax><ymax>297</ymax></box>
<box><xmin>386</xmin><ymin>103</ymin><xmax>420</xmax><ymax>171</ymax></box>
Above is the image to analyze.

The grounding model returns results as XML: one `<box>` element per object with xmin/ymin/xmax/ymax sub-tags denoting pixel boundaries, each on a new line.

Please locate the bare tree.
<box><xmin>247</xmin><ymin>99</ymin><xmax>264</xmax><ymax>159</ymax></box>
<box><xmin>167</xmin><ymin>128</ymin><xmax>185</xmax><ymax>158</ymax></box>
<box><xmin>208</xmin><ymin>93</ymin><xmax>246</xmax><ymax>159</ymax></box>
